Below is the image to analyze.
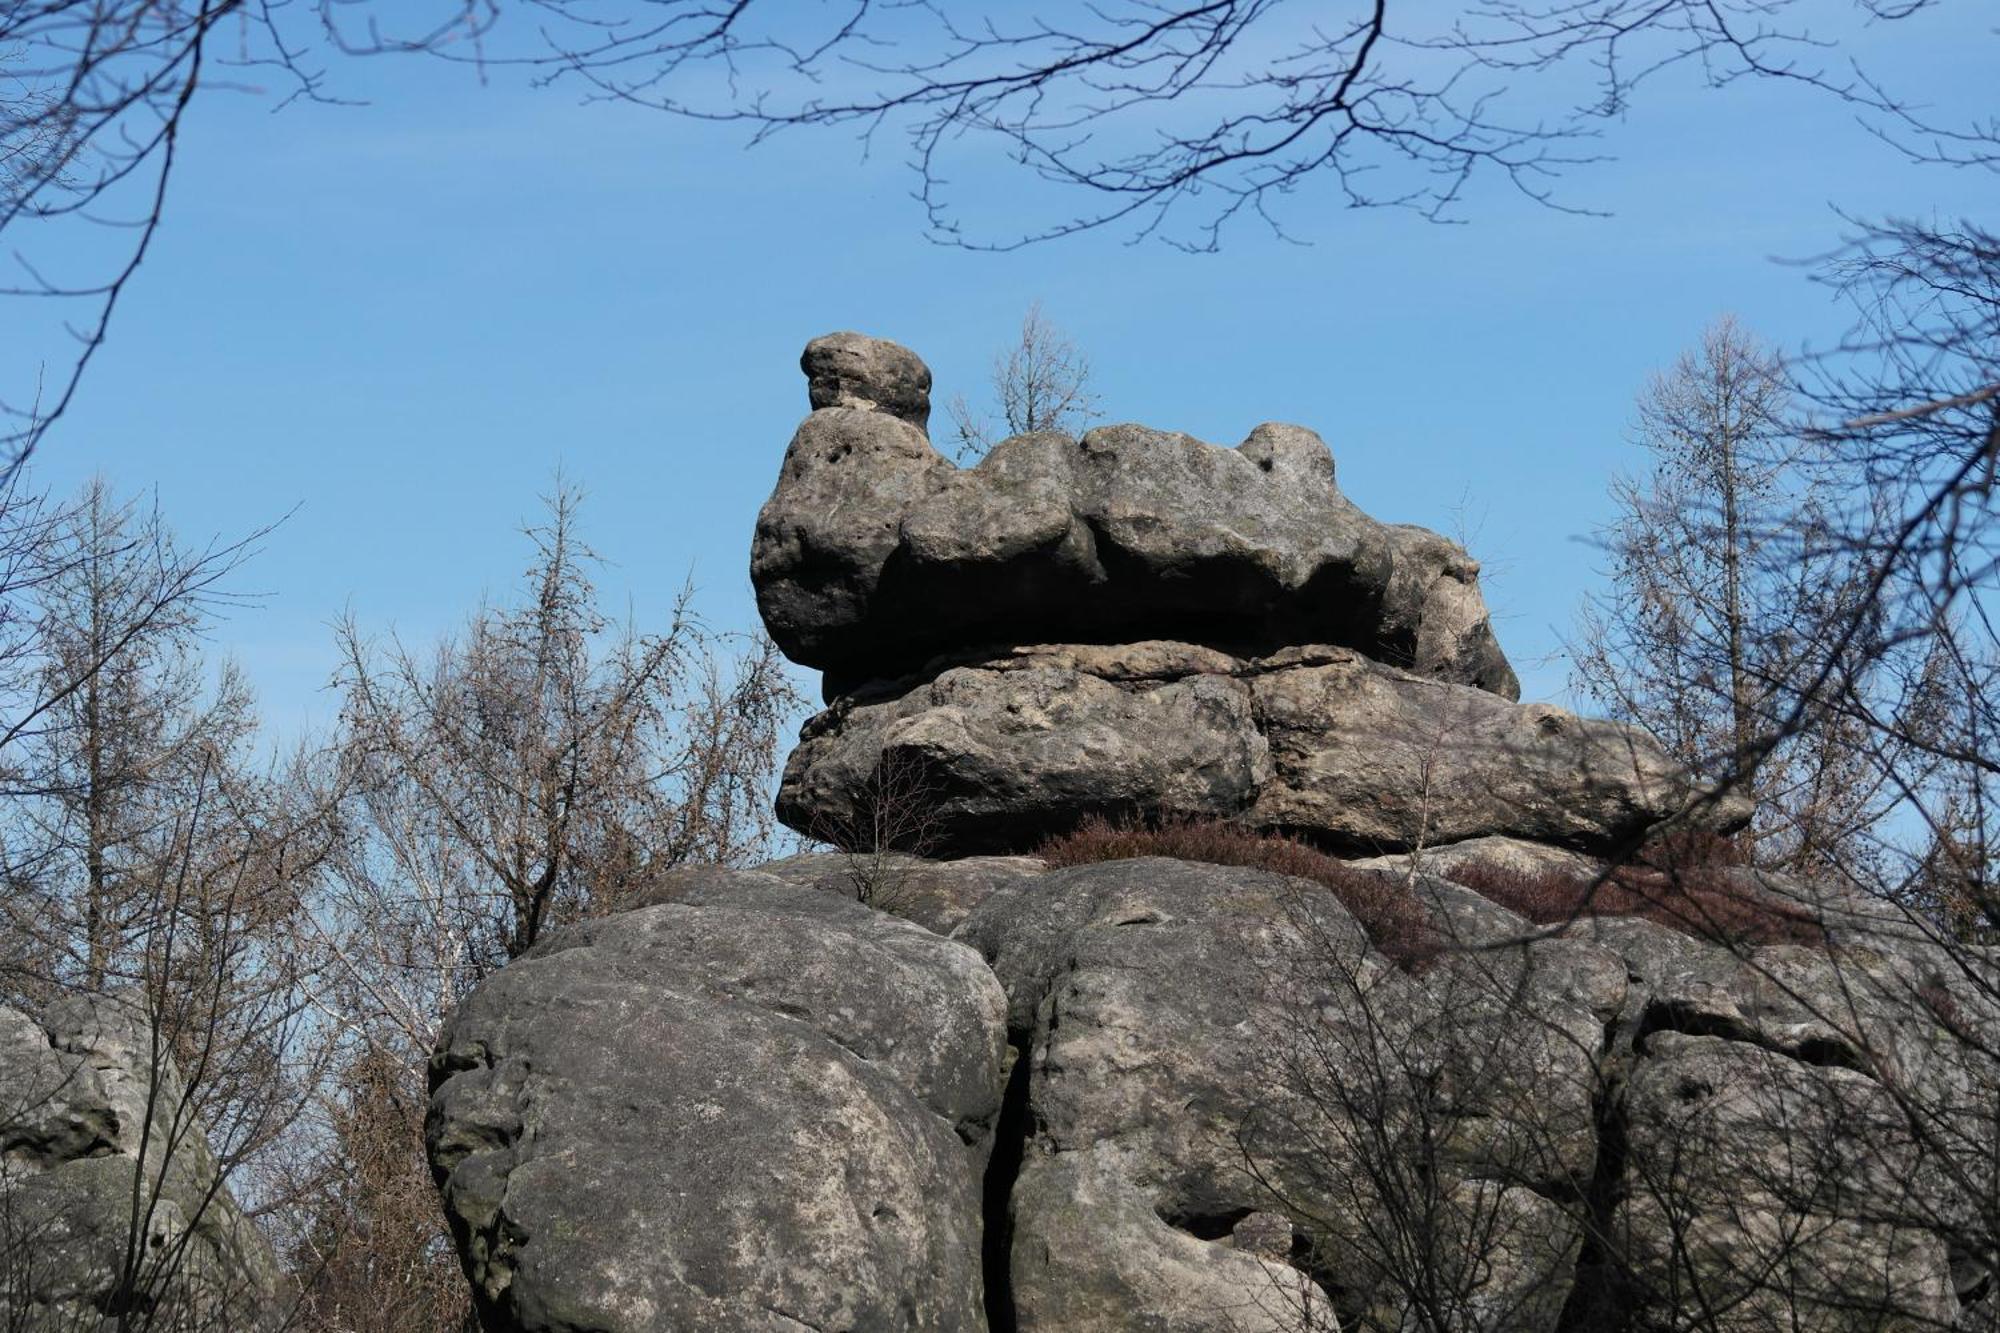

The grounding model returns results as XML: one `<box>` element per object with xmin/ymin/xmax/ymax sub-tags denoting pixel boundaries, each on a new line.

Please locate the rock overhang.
<box><xmin>754</xmin><ymin>332</ymin><xmax>1520</xmax><ymax>699</ymax></box>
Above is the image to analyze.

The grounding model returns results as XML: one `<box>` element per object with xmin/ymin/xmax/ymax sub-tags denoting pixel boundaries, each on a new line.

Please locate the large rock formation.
<box><xmin>428</xmin><ymin>873</ymin><xmax>1008</xmax><ymax>1332</ymax></box>
<box><xmin>780</xmin><ymin>641</ymin><xmax>1744</xmax><ymax>856</ymax></box>
<box><xmin>757</xmin><ymin>333</ymin><xmax>1744</xmax><ymax>856</ymax></box>
<box><xmin>0</xmin><ymin>993</ymin><xmax>280</xmax><ymax>1331</ymax></box>
<box><xmin>754</xmin><ymin>334</ymin><xmax>1519</xmax><ymax>699</ymax></box>
<box><xmin>429</xmin><ymin>854</ymin><xmax>1998</xmax><ymax>1332</ymax></box>
<box><xmin>426</xmin><ymin>333</ymin><xmax>1992</xmax><ymax>1332</ymax></box>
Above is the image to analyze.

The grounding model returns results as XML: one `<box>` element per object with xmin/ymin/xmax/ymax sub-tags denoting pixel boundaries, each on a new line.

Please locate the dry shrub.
<box><xmin>1917</xmin><ymin>981</ymin><xmax>1977</xmax><ymax>1044</ymax></box>
<box><xmin>289</xmin><ymin>1046</ymin><xmax>475</xmax><ymax>1333</ymax></box>
<box><xmin>1634</xmin><ymin>825</ymin><xmax>1752</xmax><ymax>873</ymax></box>
<box><xmin>1443</xmin><ymin>859</ymin><xmax>1826</xmax><ymax>949</ymax></box>
<box><xmin>1038</xmin><ymin>814</ymin><xmax>1441</xmax><ymax>968</ymax></box>
<box><xmin>1038</xmin><ymin>814</ymin><xmax>1819</xmax><ymax>960</ymax></box>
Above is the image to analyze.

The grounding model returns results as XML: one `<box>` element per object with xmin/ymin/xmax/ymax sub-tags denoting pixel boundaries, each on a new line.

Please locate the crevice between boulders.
<box><xmin>1552</xmin><ymin>1044</ymin><xmax>1632</xmax><ymax>1333</ymax></box>
<box><xmin>1555</xmin><ymin>994</ymin><xmax>1880</xmax><ymax>1332</ymax></box>
<box><xmin>823</xmin><ymin>628</ymin><xmax>1433</xmax><ymax>709</ymax></box>
<box><xmin>980</xmin><ymin>1041</ymin><xmax>1033</xmax><ymax>1333</ymax></box>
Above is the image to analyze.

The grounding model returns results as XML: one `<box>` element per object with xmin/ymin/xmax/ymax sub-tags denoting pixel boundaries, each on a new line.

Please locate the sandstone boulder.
<box><xmin>752</xmin><ymin>850</ymin><xmax>1048</xmax><ymax>936</ymax></box>
<box><xmin>426</xmin><ymin>872</ymin><xmax>1008</xmax><ymax>1333</ymax></box>
<box><xmin>752</xmin><ymin>334</ymin><xmax>1518</xmax><ymax>697</ymax></box>
<box><xmin>803</xmin><ymin>330</ymin><xmax>932</xmax><ymax>428</ymax></box>
<box><xmin>778</xmin><ymin>641</ymin><xmax>1750</xmax><ymax>856</ymax></box>
<box><xmin>0</xmin><ymin>994</ymin><xmax>280</xmax><ymax>1331</ymax></box>
<box><xmin>956</xmin><ymin>857</ymin><xmax>1616</xmax><ymax>1332</ymax></box>
<box><xmin>430</xmin><ymin>849</ymin><xmax>2000</xmax><ymax>1332</ymax></box>
<box><xmin>1345</xmin><ymin>833</ymin><xmax>1611</xmax><ymax>883</ymax></box>
<box><xmin>1614</xmin><ymin>1032</ymin><xmax>1957</xmax><ymax>1332</ymax></box>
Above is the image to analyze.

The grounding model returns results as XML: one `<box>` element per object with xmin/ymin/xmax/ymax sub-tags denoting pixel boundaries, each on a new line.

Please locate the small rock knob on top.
<box><xmin>802</xmin><ymin>331</ymin><xmax>933</xmax><ymax>431</ymax></box>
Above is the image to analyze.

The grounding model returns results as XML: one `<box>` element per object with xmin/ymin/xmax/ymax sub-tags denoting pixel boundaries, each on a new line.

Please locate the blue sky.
<box><xmin>6</xmin><ymin>4</ymin><xmax>1994</xmax><ymax>742</ymax></box>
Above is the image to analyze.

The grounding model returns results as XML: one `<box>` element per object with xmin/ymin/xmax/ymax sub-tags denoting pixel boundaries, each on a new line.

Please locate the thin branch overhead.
<box><xmin>3</xmin><ymin>3</ymin><xmax>1990</xmax><ymax>465</ymax></box>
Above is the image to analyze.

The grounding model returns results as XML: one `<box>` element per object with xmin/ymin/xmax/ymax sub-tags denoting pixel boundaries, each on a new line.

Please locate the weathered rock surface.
<box><xmin>1615</xmin><ymin>1032</ymin><xmax>1956</xmax><ymax>1332</ymax></box>
<box><xmin>803</xmin><ymin>330</ymin><xmax>933</xmax><ymax>428</ymax></box>
<box><xmin>957</xmin><ymin>856</ymin><xmax>1616</xmax><ymax>1331</ymax></box>
<box><xmin>426</xmin><ymin>872</ymin><xmax>1008</xmax><ymax>1333</ymax></box>
<box><xmin>779</xmin><ymin>641</ymin><xmax>1750</xmax><ymax>856</ymax></box>
<box><xmin>439</xmin><ymin>329</ymin><xmax>1991</xmax><ymax>1331</ymax></box>
<box><xmin>752</xmin><ymin>850</ymin><xmax>1048</xmax><ymax>937</ymax></box>
<box><xmin>0</xmin><ymin>994</ymin><xmax>280</xmax><ymax>1331</ymax></box>
<box><xmin>753</xmin><ymin>335</ymin><xmax>1517</xmax><ymax>697</ymax></box>
<box><xmin>431</xmin><ymin>850</ymin><xmax>2000</xmax><ymax>1333</ymax></box>
<box><xmin>1346</xmin><ymin>833</ymin><xmax>1611</xmax><ymax>883</ymax></box>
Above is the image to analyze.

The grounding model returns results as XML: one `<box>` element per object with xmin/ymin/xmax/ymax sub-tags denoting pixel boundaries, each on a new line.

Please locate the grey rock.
<box><xmin>428</xmin><ymin>845</ymin><xmax>2000</xmax><ymax>1333</ymax></box>
<box><xmin>1615</xmin><ymin>1032</ymin><xmax>1957</xmax><ymax>1332</ymax></box>
<box><xmin>1229</xmin><ymin>1211</ymin><xmax>1297</xmax><ymax>1263</ymax></box>
<box><xmin>0</xmin><ymin>994</ymin><xmax>280</xmax><ymax>1332</ymax></box>
<box><xmin>753</xmin><ymin>850</ymin><xmax>1049</xmax><ymax>936</ymax></box>
<box><xmin>959</xmin><ymin>857</ymin><xmax>1611</xmax><ymax>1330</ymax></box>
<box><xmin>1008</xmin><ymin>1147</ymin><xmax>1332</xmax><ymax>1332</ymax></box>
<box><xmin>779</xmin><ymin>641</ymin><xmax>1749</xmax><ymax>857</ymax></box>
<box><xmin>1244</xmin><ymin>644</ymin><xmax>1749</xmax><ymax>850</ymax></box>
<box><xmin>1345</xmin><ymin>834</ymin><xmax>1610</xmax><ymax>884</ymax></box>
<box><xmin>754</xmin><ymin>335</ymin><xmax>1517</xmax><ymax>696</ymax></box>
<box><xmin>1557</xmin><ymin>899</ymin><xmax>2000</xmax><ymax>1329</ymax></box>
<box><xmin>802</xmin><ymin>330</ymin><xmax>932</xmax><ymax>428</ymax></box>
<box><xmin>427</xmin><ymin>871</ymin><xmax>1007</xmax><ymax>1332</ymax></box>
<box><xmin>750</xmin><ymin>405</ymin><xmax>946</xmax><ymax>676</ymax></box>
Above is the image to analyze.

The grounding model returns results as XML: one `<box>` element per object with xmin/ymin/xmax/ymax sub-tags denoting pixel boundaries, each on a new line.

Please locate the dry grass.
<box><xmin>1038</xmin><ymin>815</ymin><xmax>1442</xmax><ymax>968</ymax></box>
<box><xmin>1038</xmin><ymin>815</ymin><xmax>1824</xmax><ymax>962</ymax></box>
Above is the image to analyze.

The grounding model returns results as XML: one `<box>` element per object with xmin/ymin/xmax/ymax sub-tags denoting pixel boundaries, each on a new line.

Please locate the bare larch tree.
<box><xmin>947</xmin><ymin>302</ymin><xmax>1102</xmax><ymax>462</ymax></box>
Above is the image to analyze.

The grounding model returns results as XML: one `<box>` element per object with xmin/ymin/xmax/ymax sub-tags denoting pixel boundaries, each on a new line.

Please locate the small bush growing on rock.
<box><xmin>1038</xmin><ymin>815</ymin><xmax>1442</xmax><ymax>968</ymax></box>
<box><xmin>1038</xmin><ymin>813</ymin><xmax>1821</xmax><ymax>960</ymax></box>
<box><xmin>1443</xmin><ymin>859</ymin><xmax>1825</xmax><ymax>949</ymax></box>
<box><xmin>1633</xmin><ymin>824</ymin><xmax>1752</xmax><ymax>873</ymax></box>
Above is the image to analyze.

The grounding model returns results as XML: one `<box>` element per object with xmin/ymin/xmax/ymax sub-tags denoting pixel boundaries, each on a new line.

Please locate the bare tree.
<box><xmin>291</xmin><ymin>480</ymin><xmax>797</xmax><ymax>1330</ymax></box>
<box><xmin>0</xmin><ymin>480</ymin><xmax>267</xmax><ymax>992</ymax></box>
<box><xmin>947</xmin><ymin>302</ymin><xmax>1101</xmax><ymax>462</ymax></box>
<box><xmin>1574</xmin><ymin>317</ymin><xmax>1892</xmax><ymax>876</ymax></box>
<box><xmin>0</xmin><ymin>479</ymin><xmax>329</xmax><ymax>1331</ymax></box>
<box><xmin>1796</xmin><ymin>217</ymin><xmax>1999</xmax><ymax>873</ymax></box>
<box><xmin>1251</xmin><ymin>901</ymin><xmax>1598</xmax><ymax>1332</ymax></box>
<box><xmin>0</xmin><ymin>479</ymin><xmax>324</xmax><ymax>1165</ymax></box>
<box><xmin>805</xmin><ymin>748</ymin><xmax>946</xmax><ymax>911</ymax></box>
<box><xmin>325</xmin><ymin>479</ymin><xmax>793</xmax><ymax>977</ymax></box>
<box><xmin>283</xmin><ymin>1044</ymin><xmax>477</xmax><ymax>1333</ymax></box>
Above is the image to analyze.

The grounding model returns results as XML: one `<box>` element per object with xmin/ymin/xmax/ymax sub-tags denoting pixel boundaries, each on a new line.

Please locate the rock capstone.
<box><xmin>802</xmin><ymin>330</ymin><xmax>933</xmax><ymax>428</ymax></box>
<box><xmin>754</xmin><ymin>337</ymin><xmax>1517</xmax><ymax>697</ymax></box>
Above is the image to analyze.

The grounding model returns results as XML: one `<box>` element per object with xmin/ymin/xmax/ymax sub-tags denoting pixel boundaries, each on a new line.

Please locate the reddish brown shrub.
<box><xmin>1443</xmin><ymin>860</ymin><xmax>1826</xmax><ymax>950</ymax></box>
<box><xmin>1037</xmin><ymin>814</ymin><xmax>1442</xmax><ymax>968</ymax></box>
<box><xmin>1917</xmin><ymin>981</ymin><xmax>1977</xmax><ymax>1043</ymax></box>
<box><xmin>1634</xmin><ymin>825</ymin><xmax>1752</xmax><ymax>873</ymax></box>
<box><xmin>1036</xmin><ymin>815</ymin><xmax>1819</xmax><ymax>963</ymax></box>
